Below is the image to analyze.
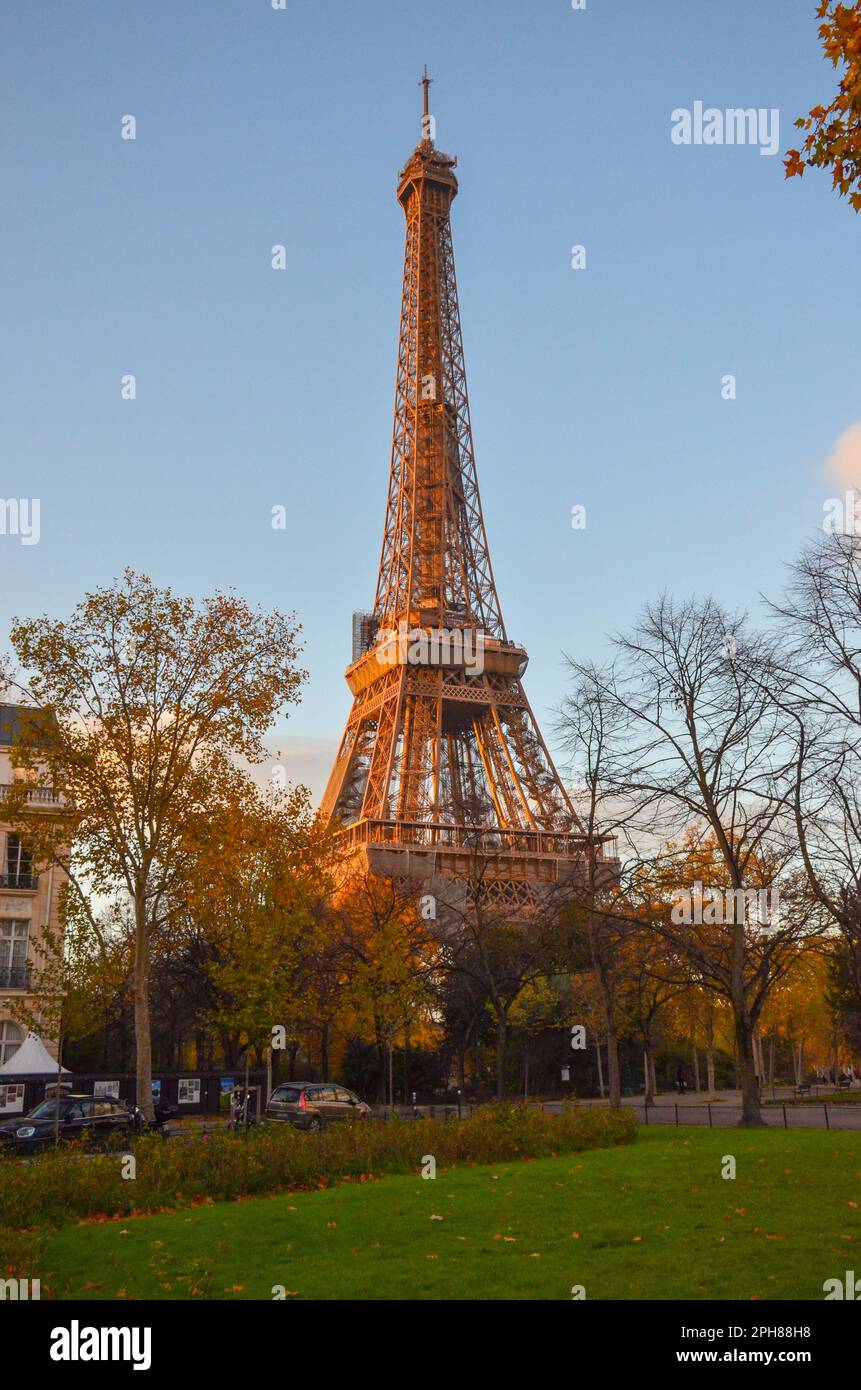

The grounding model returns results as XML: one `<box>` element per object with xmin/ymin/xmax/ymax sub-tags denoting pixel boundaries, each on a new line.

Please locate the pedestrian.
<box><xmin>676</xmin><ymin>1065</ymin><xmax>686</xmax><ymax>1096</ymax></box>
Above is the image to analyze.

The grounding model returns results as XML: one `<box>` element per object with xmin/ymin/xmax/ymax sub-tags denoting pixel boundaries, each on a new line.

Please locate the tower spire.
<box><xmin>420</xmin><ymin>64</ymin><xmax>433</xmax><ymax>122</ymax></box>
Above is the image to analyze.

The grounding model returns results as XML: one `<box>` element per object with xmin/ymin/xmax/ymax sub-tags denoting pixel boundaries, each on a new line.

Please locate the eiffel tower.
<box><xmin>322</xmin><ymin>74</ymin><xmax>603</xmax><ymax>907</ymax></box>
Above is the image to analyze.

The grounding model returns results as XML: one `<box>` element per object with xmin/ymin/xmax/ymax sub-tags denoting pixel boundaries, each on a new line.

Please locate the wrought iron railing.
<box><xmin>0</xmin><ymin>965</ymin><xmax>31</xmax><ymax>990</ymax></box>
<box><xmin>0</xmin><ymin>872</ymin><xmax>39</xmax><ymax>890</ymax></box>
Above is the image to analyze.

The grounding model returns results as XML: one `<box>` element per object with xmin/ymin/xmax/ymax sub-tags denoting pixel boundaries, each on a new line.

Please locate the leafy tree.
<box><xmin>6</xmin><ymin>570</ymin><xmax>304</xmax><ymax>1116</ymax></box>
<box><xmin>785</xmin><ymin>1</ymin><xmax>861</xmax><ymax>211</ymax></box>
<box><xmin>2</xmin><ymin>887</ymin><xmax>119</xmax><ymax>1143</ymax></box>
<box><xmin>332</xmin><ymin>866</ymin><xmax>438</xmax><ymax>1104</ymax></box>
<box><xmin>615</xmin><ymin>924</ymin><xmax>690</xmax><ymax>1103</ymax></box>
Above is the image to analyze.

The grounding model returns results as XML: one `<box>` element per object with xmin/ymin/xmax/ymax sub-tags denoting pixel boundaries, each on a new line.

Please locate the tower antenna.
<box><xmin>420</xmin><ymin>65</ymin><xmax>433</xmax><ymax>123</ymax></box>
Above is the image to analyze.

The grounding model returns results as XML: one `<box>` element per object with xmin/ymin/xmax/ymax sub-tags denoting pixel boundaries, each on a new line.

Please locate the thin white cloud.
<box><xmin>825</xmin><ymin>422</ymin><xmax>861</xmax><ymax>488</ymax></box>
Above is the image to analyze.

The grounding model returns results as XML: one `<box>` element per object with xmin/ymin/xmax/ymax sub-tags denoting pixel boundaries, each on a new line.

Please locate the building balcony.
<box><xmin>0</xmin><ymin>965</ymin><xmax>31</xmax><ymax>990</ymax></box>
<box><xmin>0</xmin><ymin>873</ymin><xmax>39</xmax><ymax>891</ymax></box>
<box><xmin>333</xmin><ymin>817</ymin><xmax>613</xmax><ymax>861</ymax></box>
<box><xmin>0</xmin><ymin>783</ymin><xmax>60</xmax><ymax>806</ymax></box>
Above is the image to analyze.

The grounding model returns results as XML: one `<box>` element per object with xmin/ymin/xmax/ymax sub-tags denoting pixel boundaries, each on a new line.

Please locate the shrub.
<box><xmin>0</xmin><ymin>1104</ymin><xmax>635</xmax><ymax>1233</ymax></box>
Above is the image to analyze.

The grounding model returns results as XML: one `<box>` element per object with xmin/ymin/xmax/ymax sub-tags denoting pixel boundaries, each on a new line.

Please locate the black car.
<box><xmin>265</xmin><ymin>1083</ymin><xmax>371</xmax><ymax>1132</ymax></box>
<box><xmin>0</xmin><ymin>1094</ymin><xmax>139</xmax><ymax>1154</ymax></box>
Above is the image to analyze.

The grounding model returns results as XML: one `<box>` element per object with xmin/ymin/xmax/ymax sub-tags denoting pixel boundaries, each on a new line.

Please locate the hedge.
<box><xmin>0</xmin><ymin>1104</ymin><xmax>636</xmax><ymax>1232</ymax></box>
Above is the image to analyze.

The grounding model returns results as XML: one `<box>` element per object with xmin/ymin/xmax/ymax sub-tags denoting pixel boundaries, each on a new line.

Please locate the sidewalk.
<box><xmin>570</xmin><ymin>1085</ymin><xmax>861</xmax><ymax>1130</ymax></box>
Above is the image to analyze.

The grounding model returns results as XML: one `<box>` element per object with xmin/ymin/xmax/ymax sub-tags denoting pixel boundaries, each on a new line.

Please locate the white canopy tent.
<box><xmin>0</xmin><ymin>1031</ymin><xmax>70</xmax><ymax>1075</ymax></box>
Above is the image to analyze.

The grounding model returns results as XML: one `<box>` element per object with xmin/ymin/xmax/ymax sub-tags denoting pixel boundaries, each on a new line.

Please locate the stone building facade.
<box><xmin>0</xmin><ymin>703</ymin><xmax>64</xmax><ymax>1065</ymax></box>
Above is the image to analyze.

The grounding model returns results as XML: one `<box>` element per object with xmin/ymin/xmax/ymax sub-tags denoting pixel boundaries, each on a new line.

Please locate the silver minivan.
<box><xmin>265</xmin><ymin>1083</ymin><xmax>371</xmax><ymax>1132</ymax></box>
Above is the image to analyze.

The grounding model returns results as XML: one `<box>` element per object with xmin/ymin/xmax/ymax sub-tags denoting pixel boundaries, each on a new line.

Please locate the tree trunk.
<box><xmin>320</xmin><ymin>1022</ymin><xmax>329</xmax><ymax>1079</ymax></box>
<box><xmin>705</xmin><ymin>1008</ymin><xmax>716</xmax><ymax>1096</ymax></box>
<box><xmin>734</xmin><ymin>1010</ymin><xmax>764</xmax><ymax>1126</ymax></box>
<box><xmin>753</xmin><ymin>1027</ymin><xmax>765</xmax><ymax>1084</ymax></box>
<box><xmin>706</xmin><ymin>1044</ymin><xmax>716</xmax><ymax>1095</ymax></box>
<box><xmin>495</xmin><ymin>1014</ymin><xmax>507</xmax><ymax>1101</ymax></box>
<box><xmin>606</xmin><ymin>1020</ymin><xmax>621</xmax><ymax>1108</ymax></box>
<box><xmin>643</xmin><ymin>1047</ymin><xmax>654</xmax><ymax>1104</ymax></box>
<box><xmin>133</xmin><ymin>888</ymin><xmax>154</xmax><ymax>1121</ymax></box>
<box><xmin>592</xmin><ymin>939</ymin><xmax>621</xmax><ymax>1107</ymax></box>
<box><xmin>595</xmin><ymin>1039</ymin><xmax>605</xmax><ymax>1098</ymax></box>
<box><xmin>692</xmin><ymin>1042</ymin><xmax>701</xmax><ymax>1092</ymax></box>
<box><xmin>53</xmin><ymin>1033</ymin><xmax>64</xmax><ymax>1148</ymax></box>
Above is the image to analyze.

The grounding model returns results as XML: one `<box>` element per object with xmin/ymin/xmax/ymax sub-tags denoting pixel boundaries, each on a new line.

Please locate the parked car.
<box><xmin>265</xmin><ymin>1083</ymin><xmax>371</xmax><ymax>1132</ymax></box>
<box><xmin>0</xmin><ymin>1095</ymin><xmax>176</xmax><ymax>1155</ymax></box>
<box><xmin>0</xmin><ymin>1094</ymin><xmax>134</xmax><ymax>1155</ymax></box>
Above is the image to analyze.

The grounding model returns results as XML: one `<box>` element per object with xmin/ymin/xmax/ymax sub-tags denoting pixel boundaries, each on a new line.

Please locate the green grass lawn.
<box><xmin>35</xmin><ymin>1128</ymin><xmax>861</xmax><ymax>1301</ymax></box>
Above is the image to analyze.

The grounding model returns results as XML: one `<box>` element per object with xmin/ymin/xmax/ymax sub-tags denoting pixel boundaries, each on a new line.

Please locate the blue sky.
<box><xmin>1</xmin><ymin>0</ymin><xmax>858</xmax><ymax>801</ymax></box>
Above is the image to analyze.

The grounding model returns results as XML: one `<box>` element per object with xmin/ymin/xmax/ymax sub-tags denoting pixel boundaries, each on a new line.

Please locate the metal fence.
<box><xmin>637</xmin><ymin>1100</ymin><xmax>861</xmax><ymax>1129</ymax></box>
<box><xmin>370</xmin><ymin>1103</ymin><xmax>475</xmax><ymax>1122</ymax></box>
<box><xmin>369</xmin><ymin>1100</ymin><xmax>861</xmax><ymax>1130</ymax></box>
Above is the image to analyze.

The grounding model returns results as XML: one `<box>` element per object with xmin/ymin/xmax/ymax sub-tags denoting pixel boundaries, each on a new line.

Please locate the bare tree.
<box><xmin>558</xmin><ymin>667</ymin><xmax>636</xmax><ymax>1108</ymax></box>
<box><xmin>771</xmin><ymin>531</ymin><xmax>861</xmax><ymax>1008</ymax></box>
<box><xmin>562</xmin><ymin>595</ymin><xmax>812</xmax><ymax>1125</ymax></box>
<box><xmin>432</xmin><ymin>836</ymin><xmax>572</xmax><ymax>1101</ymax></box>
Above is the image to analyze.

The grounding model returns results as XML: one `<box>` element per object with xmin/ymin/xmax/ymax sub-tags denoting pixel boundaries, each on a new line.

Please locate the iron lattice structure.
<box><xmin>322</xmin><ymin>81</ymin><xmax>603</xmax><ymax>900</ymax></box>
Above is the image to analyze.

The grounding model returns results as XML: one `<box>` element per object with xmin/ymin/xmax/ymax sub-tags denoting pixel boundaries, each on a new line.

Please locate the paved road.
<box><xmin>168</xmin><ymin>1085</ymin><xmax>861</xmax><ymax>1133</ymax></box>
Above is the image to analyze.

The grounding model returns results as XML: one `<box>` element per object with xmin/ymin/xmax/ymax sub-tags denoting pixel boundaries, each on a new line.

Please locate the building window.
<box><xmin>0</xmin><ymin>920</ymin><xmax>29</xmax><ymax>987</ymax></box>
<box><xmin>0</xmin><ymin>1020</ymin><xmax>23</xmax><ymax>1065</ymax></box>
<box><xmin>5</xmin><ymin>834</ymin><xmax>32</xmax><ymax>887</ymax></box>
